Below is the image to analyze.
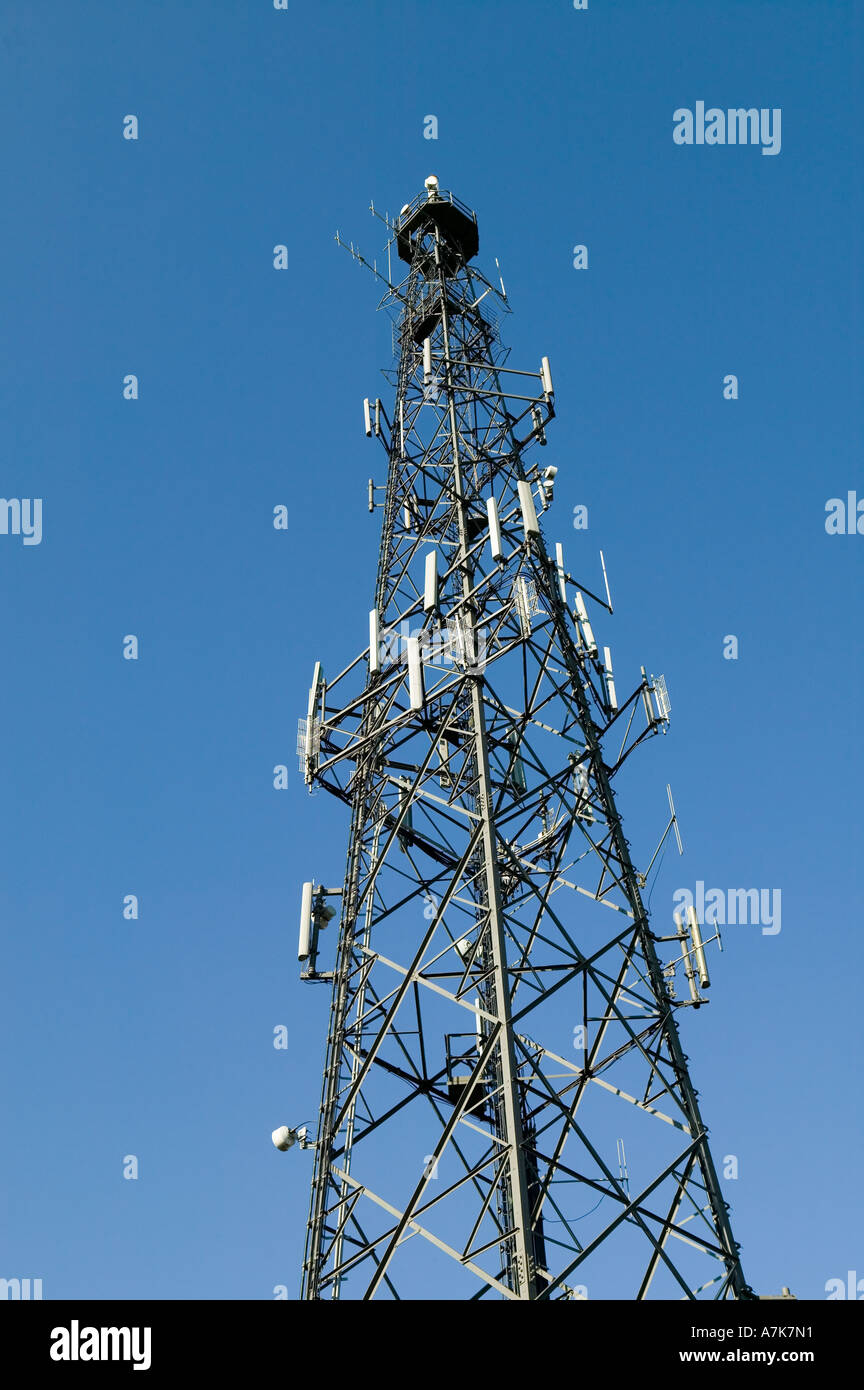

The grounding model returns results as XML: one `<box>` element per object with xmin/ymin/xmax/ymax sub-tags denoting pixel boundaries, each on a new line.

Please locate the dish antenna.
<box><xmin>272</xmin><ymin>1124</ymin><xmax>311</xmax><ymax>1152</ymax></box>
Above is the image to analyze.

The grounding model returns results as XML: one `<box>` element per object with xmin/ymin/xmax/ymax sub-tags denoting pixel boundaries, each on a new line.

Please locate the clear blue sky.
<box><xmin>1</xmin><ymin>0</ymin><xmax>860</xmax><ymax>1300</ymax></box>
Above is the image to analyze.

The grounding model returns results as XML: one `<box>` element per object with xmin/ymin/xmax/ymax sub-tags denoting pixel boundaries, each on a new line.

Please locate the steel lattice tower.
<box><xmin>296</xmin><ymin>179</ymin><xmax>751</xmax><ymax>1301</ymax></box>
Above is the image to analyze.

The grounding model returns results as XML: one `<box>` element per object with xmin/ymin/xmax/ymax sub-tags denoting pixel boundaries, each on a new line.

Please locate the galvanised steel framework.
<box><xmin>297</xmin><ymin>181</ymin><xmax>750</xmax><ymax>1301</ymax></box>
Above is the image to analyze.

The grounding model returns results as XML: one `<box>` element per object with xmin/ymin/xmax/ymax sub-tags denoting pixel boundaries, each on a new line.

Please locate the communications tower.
<box><xmin>293</xmin><ymin>177</ymin><xmax>750</xmax><ymax>1301</ymax></box>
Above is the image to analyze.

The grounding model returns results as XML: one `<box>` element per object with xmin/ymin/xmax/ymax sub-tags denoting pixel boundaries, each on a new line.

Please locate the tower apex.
<box><xmin>396</xmin><ymin>181</ymin><xmax>479</xmax><ymax>265</ymax></box>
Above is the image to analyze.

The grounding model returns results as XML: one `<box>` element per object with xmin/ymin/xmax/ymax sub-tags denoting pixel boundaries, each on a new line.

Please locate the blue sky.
<box><xmin>1</xmin><ymin>0</ymin><xmax>860</xmax><ymax>1300</ymax></box>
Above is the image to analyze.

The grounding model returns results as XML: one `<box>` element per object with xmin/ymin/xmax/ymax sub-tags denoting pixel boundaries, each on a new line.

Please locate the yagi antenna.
<box><xmin>334</xmin><ymin>228</ymin><xmax>405</xmax><ymax>303</ymax></box>
<box><xmin>368</xmin><ymin>199</ymin><xmax>397</xmax><ymax>233</ymax></box>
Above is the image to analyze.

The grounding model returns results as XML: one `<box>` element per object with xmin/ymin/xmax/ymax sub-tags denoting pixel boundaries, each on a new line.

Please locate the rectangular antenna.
<box><xmin>374</xmin><ymin>398</ymin><xmax>381</xmax><ymax>436</ymax></box>
<box><xmin>299</xmin><ymin>881</ymin><xmax>314</xmax><ymax>961</ymax></box>
<box><xmin>424</xmin><ymin>551</ymin><xmax>438</xmax><ymax>613</ymax></box>
<box><xmin>368</xmin><ymin>479</ymin><xmax>375</xmax><ymax>513</ymax></box>
<box><xmin>517</xmin><ymin>480</ymin><xmax>540</xmax><ymax>538</ymax></box>
<box><xmin>304</xmin><ymin>662</ymin><xmax>324</xmax><ymax>782</ymax></box>
<box><xmin>603</xmin><ymin>646</ymin><xmax>618</xmax><ymax>712</ymax></box>
<box><xmin>540</xmin><ymin>356</ymin><xmax>554</xmax><ymax>398</ymax></box>
<box><xmin>423</xmin><ymin>336</ymin><xmax>433</xmax><ymax>384</ymax></box>
<box><xmin>574</xmin><ymin>592</ymin><xmax>597</xmax><ymax>655</ymax></box>
<box><xmin>653</xmin><ymin>675</ymin><xmax>671</xmax><ymax>722</ymax></box>
<box><xmin>555</xmin><ymin>542</ymin><xmax>567</xmax><ymax>605</ymax></box>
<box><xmin>369</xmin><ymin>609</ymin><xmax>380</xmax><ymax>673</ymax></box>
<box><xmin>406</xmin><ymin>636</ymin><xmax>425</xmax><ymax>710</ymax></box>
<box><xmin>487</xmin><ymin>496</ymin><xmax>503</xmax><ymax>561</ymax></box>
<box><xmin>363</xmin><ymin>398</ymin><xmax>372</xmax><ymax>437</ymax></box>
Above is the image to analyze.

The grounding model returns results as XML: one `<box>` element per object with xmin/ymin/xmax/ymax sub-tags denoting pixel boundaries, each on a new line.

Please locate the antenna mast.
<box><xmin>295</xmin><ymin>176</ymin><xmax>750</xmax><ymax>1301</ymax></box>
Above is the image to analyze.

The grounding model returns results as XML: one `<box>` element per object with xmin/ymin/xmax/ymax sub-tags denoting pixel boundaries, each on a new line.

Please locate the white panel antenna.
<box><xmin>424</xmin><ymin>551</ymin><xmax>438</xmax><ymax>613</ymax></box>
<box><xmin>299</xmin><ymin>881</ymin><xmax>314</xmax><ymax>961</ymax></box>
<box><xmin>517</xmin><ymin>479</ymin><xmax>540</xmax><ymax>538</ymax></box>
<box><xmin>603</xmin><ymin>647</ymin><xmax>618</xmax><ymax>713</ymax></box>
<box><xmin>540</xmin><ymin>356</ymin><xmax>554</xmax><ymax>399</ymax></box>
<box><xmin>487</xmin><ymin>495</ymin><xmax>503</xmax><ymax>562</ymax></box>
<box><xmin>407</xmin><ymin>636</ymin><xmax>425</xmax><ymax>710</ymax></box>
<box><xmin>574</xmin><ymin>591</ymin><xmax>598</xmax><ymax>655</ymax></box>
<box><xmin>304</xmin><ymin>662</ymin><xmax>324</xmax><ymax>784</ymax></box>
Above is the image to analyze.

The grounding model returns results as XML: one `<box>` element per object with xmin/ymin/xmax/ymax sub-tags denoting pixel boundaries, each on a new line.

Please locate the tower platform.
<box><xmin>396</xmin><ymin>187</ymin><xmax>479</xmax><ymax>264</ymax></box>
